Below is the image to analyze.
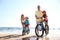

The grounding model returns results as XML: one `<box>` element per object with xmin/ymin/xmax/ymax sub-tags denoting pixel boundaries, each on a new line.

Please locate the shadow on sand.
<box><xmin>36</xmin><ymin>37</ymin><xmax>49</xmax><ymax>40</ymax></box>
<box><xmin>22</xmin><ymin>36</ymin><xmax>49</xmax><ymax>40</ymax></box>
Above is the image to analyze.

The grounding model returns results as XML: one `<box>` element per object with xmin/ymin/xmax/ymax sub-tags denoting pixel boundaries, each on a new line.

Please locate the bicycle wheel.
<box><xmin>35</xmin><ymin>24</ymin><xmax>44</xmax><ymax>37</ymax></box>
<box><xmin>45</xmin><ymin>25</ymin><xmax>49</xmax><ymax>36</ymax></box>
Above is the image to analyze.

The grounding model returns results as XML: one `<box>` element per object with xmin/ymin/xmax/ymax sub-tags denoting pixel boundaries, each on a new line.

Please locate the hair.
<box><xmin>25</xmin><ymin>17</ymin><xmax>29</xmax><ymax>19</ymax></box>
<box><xmin>37</xmin><ymin>5</ymin><xmax>40</xmax><ymax>8</ymax></box>
<box><xmin>21</xmin><ymin>14</ymin><xmax>24</xmax><ymax>18</ymax></box>
<box><xmin>42</xmin><ymin>10</ymin><xmax>46</xmax><ymax>13</ymax></box>
<box><xmin>37</xmin><ymin>5</ymin><xmax>40</xmax><ymax>9</ymax></box>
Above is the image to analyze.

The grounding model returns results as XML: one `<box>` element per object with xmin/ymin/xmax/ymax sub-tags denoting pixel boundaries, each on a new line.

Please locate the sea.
<box><xmin>0</xmin><ymin>27</ymin><xmax>60</xmax><ymax>34</ymax></box>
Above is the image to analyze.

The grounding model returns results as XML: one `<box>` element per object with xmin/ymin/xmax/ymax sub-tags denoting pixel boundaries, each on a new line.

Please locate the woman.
<box><xmin>21</xmin><ymin>14</ymin><xmax>25</xmax><ymax>35</ymax></box>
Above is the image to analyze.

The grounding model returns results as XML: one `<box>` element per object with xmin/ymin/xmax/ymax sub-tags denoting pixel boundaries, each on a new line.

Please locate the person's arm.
<box><xmin>35</xmin><ymin>15</ymin><xmax>37</xmax><ymax>19</ymax></box>
<box><xmin>46</xmin><ymin>14</ymin><xmax>48</xmax><ymax>17</ymax></box>
<box><xmin>20</xmin><ymin>18</ymin><xmax>22</xmax><ymax>24</ymax></box>
<box><xmin>27</xmin><ymin>20</ymin><xmax>29</xmax><ymax>25</ymax></box>
<box><xmin>41</xmin><ymin>11</ymin><xmax>43</xmax><ymax>17</ymax></box>
<box><xmin>28</xmin><ymin>20</ymin><xmax>30</xmax><ymax>29</ymax></box>
<box><xmin>35</xmin><ymin>11</ymin><xmax>38</xmax><ymax>19</ymax></box>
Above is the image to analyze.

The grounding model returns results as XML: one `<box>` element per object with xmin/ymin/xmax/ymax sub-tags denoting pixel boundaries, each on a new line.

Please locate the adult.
<box><xmin>35</xmin><ymin>5</ymin><xmax>43</xmax><ymax>23</ymax></box>
<box><xmin>21</xmin><ymin>14</ymin><xmax>25</xmax><ymax>35</ymax></box>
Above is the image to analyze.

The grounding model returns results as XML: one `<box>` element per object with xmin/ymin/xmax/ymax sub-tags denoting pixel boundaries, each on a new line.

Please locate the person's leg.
<box><xmin>45</xmin><ymin>20</ymin><xmax>49</xmax><ymax>36</ymax></box>
<box><xmin>28</xmin><ymin>25</ymin><xmax>30</xmax><ymax>30</ymax></box>
<box><xmin>46</xmin><ymin>21</ymin><xmax>48</xmax><ymax>27</ymax></box>
<box><xmin>27</xmin><ymin>25</ymin><xmax>30</xmax><ymax>34</ymax></box>
<box><xmin>22</xmin><ymin>24</ymin><xmax>25</xmax><ymax>35</ymax></box>
<box><xmin>22</xmin><ymin>29</ymin><xmax>24</xmax><ymax>35</ymax></box>
<box><xmin>40</xmin><ymin>22</ymin><xmax>44</xmax><ymax>31</ymax></box>
<box><xmin>42</xmin><ymin>22</ymin><xmax>44</xmax><ymax>29</ymax></box>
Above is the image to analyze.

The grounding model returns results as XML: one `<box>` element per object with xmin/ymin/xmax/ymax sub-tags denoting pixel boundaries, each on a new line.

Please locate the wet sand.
<box><xmin>0</xmin><ymin>30</ymin><xmax>60</xmax><ymax>40</ymax></box>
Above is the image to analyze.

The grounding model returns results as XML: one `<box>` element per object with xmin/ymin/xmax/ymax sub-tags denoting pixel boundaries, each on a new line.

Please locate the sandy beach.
<box><xmin>0</xmin><ymin>34</ymin><xmax>35</xmax><ymax>40</ymax></box>
<box><xmin>0</xmin><ymin>30</ymin><xmax>60</xmax><ymax>40</ymax></box>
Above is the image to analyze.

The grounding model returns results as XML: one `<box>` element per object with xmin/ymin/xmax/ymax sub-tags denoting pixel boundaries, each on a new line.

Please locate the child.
<box><xmin>24</xmin><ymin>17</ymin><xmax>30</xmax><ymax>31</ymax></box>
<box><xmin>42</xmin><ymin>10</ymin><xmax>48</xmax><ymax>27</ymax></box>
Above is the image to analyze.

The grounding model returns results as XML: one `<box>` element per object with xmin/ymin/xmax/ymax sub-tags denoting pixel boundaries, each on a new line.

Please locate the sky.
<box><xmin>0</xmin><ymin>0</ymin><xmax>60</xmax><ymax>28</ymax></box>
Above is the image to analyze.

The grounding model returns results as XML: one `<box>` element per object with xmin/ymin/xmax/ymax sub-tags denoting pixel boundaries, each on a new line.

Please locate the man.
<box><xmin>35</xmin><ymin>5</ymin><xmax>43</xmax><ymax>23</ymax></box>
<box><xmin>35</xmin><ymin>5</ymin><xmax>44</xmax><ymax>37</ymax></box>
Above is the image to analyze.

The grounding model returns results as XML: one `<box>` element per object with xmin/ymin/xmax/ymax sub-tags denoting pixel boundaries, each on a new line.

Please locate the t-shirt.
<box><xmin>35</xmin><ymin>10</ymin><xmax>43</xmax><ymax>22</ymax></box>
<box><xmin>24</xmin><ymin>20</ymin><xmax>29</xmax><ymax>25</ymax></box>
